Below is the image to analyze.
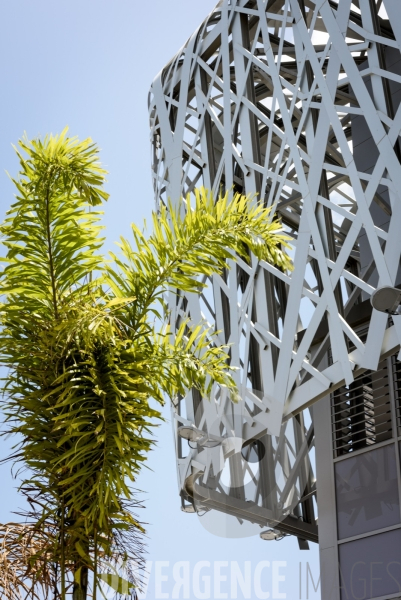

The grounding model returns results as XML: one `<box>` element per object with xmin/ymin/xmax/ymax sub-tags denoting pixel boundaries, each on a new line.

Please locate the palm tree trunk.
<box><xmin>72</xmin><ymin>566</ymin><xmax>88</xmax><ymax>600</ymax></box>
<box><xmin>61</xmin><ymin>500</ymin><xmax>66</xmax><ymax>600</ymax></box>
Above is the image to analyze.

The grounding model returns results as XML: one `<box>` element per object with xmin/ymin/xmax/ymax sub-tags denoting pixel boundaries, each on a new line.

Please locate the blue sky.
<box><xmin>0</xmin><ymin>2</ymin><xmax>320</xmax><ymax>598</ymax></box>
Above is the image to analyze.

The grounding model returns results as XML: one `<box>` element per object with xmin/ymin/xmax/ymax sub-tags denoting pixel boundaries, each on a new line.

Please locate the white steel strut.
<box><xmin>149</xmin><ymin>0</ymin><xmax>401</xmax><ymax>543</ymax></box>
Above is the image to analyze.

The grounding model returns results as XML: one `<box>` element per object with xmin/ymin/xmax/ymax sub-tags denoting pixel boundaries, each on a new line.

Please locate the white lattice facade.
<box><xmin>149</xmin><ymin>1</ymin><xmax>401</xmax><ymax>593</ymax></box>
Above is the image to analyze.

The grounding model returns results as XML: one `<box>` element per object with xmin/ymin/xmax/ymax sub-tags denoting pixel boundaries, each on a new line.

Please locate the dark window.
<box><xmin>335</xmin><ymin>444</ymin><xmax>400</xmax><ymax>539</ymax></box>
<box><xmin>339</xmin><ymin>529</ymin><xmax>401</xmax><ymax>600</ymax></box>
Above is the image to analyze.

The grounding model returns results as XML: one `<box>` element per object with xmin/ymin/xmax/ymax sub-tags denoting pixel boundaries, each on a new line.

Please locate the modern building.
<box><xmin>149</xmin><ymin>1</ymin><xmax>401</xmax><ymax>598</ymax></box>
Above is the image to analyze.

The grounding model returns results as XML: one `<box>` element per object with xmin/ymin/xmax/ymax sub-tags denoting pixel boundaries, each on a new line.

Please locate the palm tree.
<box><xmin>0</xmin><ymin>129</ymin><xmax>292</xmax><ymax>599</ymax></box>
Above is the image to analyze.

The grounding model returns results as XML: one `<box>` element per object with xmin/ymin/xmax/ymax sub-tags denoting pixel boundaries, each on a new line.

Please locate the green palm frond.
<box><xmin>0</xmin><ymin>127</ymin><xmax>108</xmax><ymax>320</ymax></box>
<box><xmin>106</xmin><ymin>186</ymin><xmax>292</xmax><ymax>331</ymax></box>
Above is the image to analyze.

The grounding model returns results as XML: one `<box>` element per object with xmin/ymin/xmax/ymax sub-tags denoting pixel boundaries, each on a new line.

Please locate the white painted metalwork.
<box><xmin>149</xmin><ymin>0</ymin><xmax>401</xmax><ymax>542</ymax></box>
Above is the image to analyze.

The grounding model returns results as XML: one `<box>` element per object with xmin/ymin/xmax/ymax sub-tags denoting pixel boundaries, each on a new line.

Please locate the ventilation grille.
<box><xmin>332</xmin><ymin>359</ymin><xmax>393</xmax><ymax>457</ymax></box>
<box><xmin>392</xmin><ymin>356</ymin><xmax>401</xmax><ymax>434</ymax></box>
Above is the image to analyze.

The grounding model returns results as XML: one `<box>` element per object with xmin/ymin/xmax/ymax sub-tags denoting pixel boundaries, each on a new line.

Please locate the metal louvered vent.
<box><xmin>332</xmin><ymin>359</ymin><xmax>393</xmax><ymax>457</ymax></box>
<box><xmin>392</xmin><ymin>356</ymin><xmax>401</xmax><ymax>434</ymax></box>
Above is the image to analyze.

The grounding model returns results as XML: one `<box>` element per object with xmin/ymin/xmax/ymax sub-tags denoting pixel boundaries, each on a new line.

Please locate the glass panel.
<box><xmin>335</xmin><ymin>444</ymin><xmax>400</xmax><ymax>539</ymax></box>
<box><xmin>339</xmin><ymin>529</ymin><xmax>401</xmax><ymax>600</ymax></box>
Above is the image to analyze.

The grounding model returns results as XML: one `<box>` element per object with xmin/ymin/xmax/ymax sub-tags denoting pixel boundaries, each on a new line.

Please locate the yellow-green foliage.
<box><xmin>0</xmin><ymin>130</ymin><xmax>292</xmax><ymax>597</ymax></box>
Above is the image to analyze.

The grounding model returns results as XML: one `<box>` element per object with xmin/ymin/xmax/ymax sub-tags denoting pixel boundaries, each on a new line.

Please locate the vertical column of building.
<box><xmin>315</xmin><ymin>353</ymin><xmax>401</xmax><ymax>600</ymax></box>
